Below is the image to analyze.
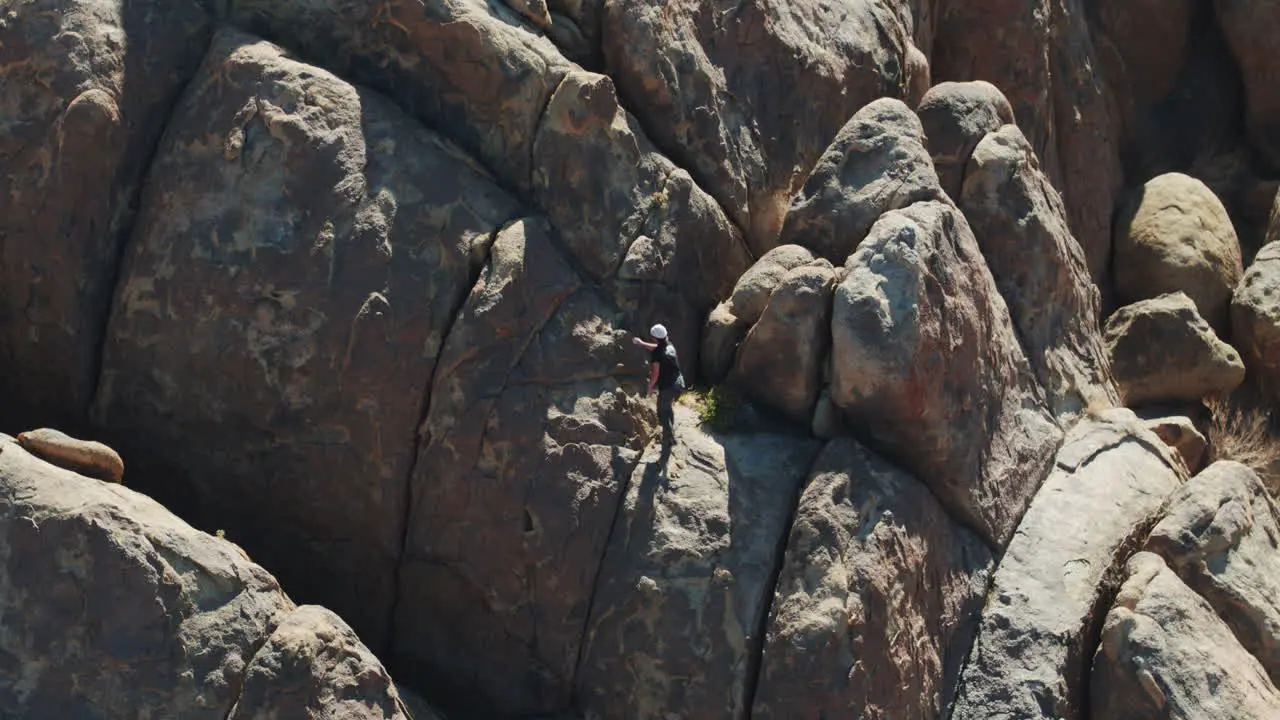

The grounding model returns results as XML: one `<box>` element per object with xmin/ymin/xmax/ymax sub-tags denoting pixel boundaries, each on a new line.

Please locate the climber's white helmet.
<box><xmin>650</xmin><ymin>324</ymin><xmax>668</xmax><ymax>340</ymax></box>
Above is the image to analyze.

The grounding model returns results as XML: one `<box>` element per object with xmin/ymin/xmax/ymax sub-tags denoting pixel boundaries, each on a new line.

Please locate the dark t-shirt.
<box><xmin>650</xmin><ymin>340</ymin><xmax>684</xmax><ymax>390</ymax></box>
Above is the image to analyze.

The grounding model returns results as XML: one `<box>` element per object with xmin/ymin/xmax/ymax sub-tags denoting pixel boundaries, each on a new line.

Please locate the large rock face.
<box><xmin>1145</xmin><ymin>461</ymin><xmax>1280</xmax><ymax>684</ymax></box>
<box><xmin>1232</xmin><ymin>240</ymin><xmax>1280</xmax><ymax>398</ymax></box>
<box><xmin>778</xmin><ymin>98</ymin><xmax>947</xmax><ymax>265</ymax></box>
<box><xmin>0</xmin><ymin>0</ymin><xmax>212</xmax><ymax>429</ymax></box>
<box><xmin>575</xmin><ymin>409</ymin><xmax>821</xmax><ymax>720</ymax></box>
<box><xmin>1091</xmin><ymin>552</ymin><xmax>1280</xmax><ymax>719</ymax></box>
<box><xmin>950</xmin><ymin>409</ymin><xmax>1187</xmax><ymax>720</ymax></box>
<box><xmin>917</xmin><ymin>81</ymin><xmax>1015</xmax><ymax>201</ymax></box>
<box><xmin>1215</xmin><ymin>0</ymin><xmax>1280</xmax><ymax>169</ymax></box>
<box><xmin>91</xmin><ymin>30</ymin><xmax>522</xmax><ymax>650</ymax></box>
<box><xmin>1104</xmin><ymin>293</ymin><xmax>1246</xmax><ymax>406</ymax></box>
<box><xmin>1113</xmin><ymin>173</ymin><xmax>1245</xmax><ymax>332</ymax></box>
<box><xmin>752</xmin><ymin>438</ymin><xmax>993</xmax><ymax>720</ymax></box>
<box><xmin>960</xmin><ymin>123</ymin><xmax>1120</xmax><ymax>418</ymax></box>
<box><xmin>832</xmin><ymin>200</ymin><xmax>1061</xmax><ymax>548</ymax></box>
<box><xmin>600</xmin><ymin>0</ymin><xmax>927</xmax><ymax>253</ymax></box>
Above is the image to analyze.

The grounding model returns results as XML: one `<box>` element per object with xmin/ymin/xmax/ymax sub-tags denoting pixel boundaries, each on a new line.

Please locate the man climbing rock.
<box><xmin>632</xmin><ymin>323</ymin><xmax>685</xmax><ymax>446</ymax></box>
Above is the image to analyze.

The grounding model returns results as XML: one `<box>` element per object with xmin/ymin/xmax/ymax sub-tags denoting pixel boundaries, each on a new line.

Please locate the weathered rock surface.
<box><xmin>17</xmin><ymin>427</ymin><xmax>124</xmax><ymax>484</ymax></box>
<box><xmin>91</xmin><ymin>30</ymin><xmax>522</xmax><ymax>650</ymax></box>
<box><xmin>960</xmin><ymin>123</ymin><xmax>1120</xmax><ymax>419</ymax></box>
<box><xmin>730</xmin><ymin>262</ymin><xmax>836</xmax><ymax>425</ymax></box>
<box><xmin>832</xmin><ymin>200</ymin><xmax>1061</xmax><ymax>547</ymax></box>
<box><xmin>1232</xmin><ymin>240</ymin><xmax>1280</xmax><ymax>398</ymax></box>
<box><xmin>575</xmin><ymin>408</ymin><xmax>821</xmax><ymax>720</ymax></box>
<box><xmin>950</xmin><ymin>409</ymin><xmax>1187</xmax><ymax>720</ymax></box>
<box><xmin>932</xmin><ymin>0</ymin><xmax>1123</xmax><ymax>285</ymax></box>
<box><xmin>0</xmin><ymin>432</ymin><xmax>291</xmax><ymax>717</ymax></box>
<box><xmin>752</xmin><ymin>438</ymin><xmax>993</xmax><ymax>720</ymax></box>
<box><xmin>1143</xmin><ymin>416</ymin><xmax>1208</xmax><ymax>474</ymax></box>
<box><xmin>0</xmin><ymin>0</ymin><xmax>212</xmax><ymax>429</ymax></box>
<box><xmin>1215</xmin><ymin>0</ymin><xmax>1280</xmax><ymax>169</ymax></box>
<box><xmin>726</xmin><ymin>245</ymin><xmax>817</xmax><ymax>325</ymax></box>
<box><xmin>779</xmin><ymin>98</ymin><xmax>947</xmax><ymax>265</ymax></box>
<box><xmin>1145</xmin><ymin>461</ymin><xmax>1280</xmax><ymax>684</ymax></box>
<box><xmin>227</xmin><ymin>606</ymin><xmax>413</xmax><ymax>720</ymax></box>
<box><xmin>917</xmin><ymin>81</ymin><xmax>1015</xmax><ymax>200</ymax></box>
<box><xmin>700</xmin><ymin>304</ymin><xmax>750</xmax><ymax>387</ymax></box>
<box><xmin>1091</xmin><ymin>552</ymin><xmax>1280</xmax><ymax>719</ymax></box>
<box><xmin>394</xmin><ymin>219</ymin><xmax>649</xmax><ymax>714</ymax></box>
<box><xmin>601</xmin><ymin>0</ymin><xmax>927</xmax><ymax>253</ymax></box>
<box><xmin>1104</xmin><ymin>293</ymin><xmax>1246</xmax><ymax>406</ymax></box>
<box><xmin>1114</xmin><ymin>173</ymin><xmax>1245</xmax><ymax>332</ymax></box>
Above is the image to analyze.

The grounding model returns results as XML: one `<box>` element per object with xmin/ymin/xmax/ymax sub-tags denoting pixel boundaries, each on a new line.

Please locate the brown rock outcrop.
<box><xmin>1143</xmin><ymin>416</ymin><xmax>1208</xmax><ymax>473</ymax></box>
<box><xmin>950</xmin><ymin>409</ymin><xmax>1187</xmax><ymax>720</ymax></box>
<box><xmin>0</xmin><ymin>0</ymin><xmax>212</xmax><ymax>429</ymax></box>
<box><xmin>17</xmin><ymin>427</ymin><xmax>124</xmax><ymax>484</ymax></box>
<box><xmin>752</xmin><ymin>438</ymin><xmax>993</xmax><ymax>720</ymax></box>
<box><xmin>832</xmin><ymin>200</ymin><xmax>1061</xmax><ymax>548</ymax></box>
<box><xmin>1091</xmin><ymin>552</ymin><xmax>1280</xmax><ymax>719</ymax></box>
<box><xmin>960</xmin><ymin>123</ymin><xmax>1120</xmax><ymax>418</ymax></box>
<box><xmin>1215</xmin><ymin>0</ymin><xmax>1280</xmax><ymax>169</ymax></box>
<box><xmin>917</xmin><ymin>81</ymin><xmax>1015</xmax><ymax>200</ymax></box>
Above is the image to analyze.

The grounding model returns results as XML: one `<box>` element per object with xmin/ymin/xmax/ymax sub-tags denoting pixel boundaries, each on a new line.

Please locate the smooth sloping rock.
<box><xmin>0</xmin><ymin>0</ymin><xmax>212</xmax><ymax>428</ymax></box>
<box><xmin>752</xmin><ymin>438</ymin><xmax>993</xmax><ymax>720</ymax></box>
<box><xmin>1232</xmin><ymin>241</ymin><xmax>1280</xmax><ymax>398</ymax></box>
<box><xmin>1145</xmin><ymin>461</ymin><xmax>1280</xmax><ymax>684</ymax></box>
<box><xmin>961</xmin><ymin>123</ymin><xmax>1120</xmax><ymax>419</ymax></box>
<box><xmin>832</xmin><ymin>200</ymin><xmax>1061</xmax><ymax>547</ymax></box>
<box><xmin>1143</xmin><ymin>416</ymin><xmax>1208</xmax><ymax>473</ymax></box>
<box><xmin>575</xmin><ymin>408</ymin><xmax>821</xmax><ymax>720</ymax></box>
<box><xmin>601</xmin><ymin>0</ymin><xmax>926</xmax><ymax>253</ymax></box>
<box><xmin>1114</xmin><ymin>173</ymin><xmax>1245</xmax><ymax>332</ymax></box>
<box><xmin>950</xmin><ymin>409</ymin><xmax>1187</xmax><ymax>720</ymax></box>
<box><xmin>227</xmin><ymin>606</ymin><xmax>411</xmax><ymax>720</ymax></box>
<box><xmin>0</xmin><ymin>433</ymin><xmax>292</xmax><ymax>718</ymax></box>
<box><xmin>730</xmin><ymin>262</ymin><xmax>836</xmax><ymax>425</ymax></box>
<box><xmin>932</xmin><ymin>0</ymin><xmax>1123</xmax><ymax>284</ymax></box>
<box><xmin>917</xmin><ymin>81</ymin><xmax>1015</xmax><ymax>200</ymax></box>
<box><xmin>779</xmin><ymin>98</ymin><xmax>948</xmax><ymax>265</ymax></box>
<box><xmin>1091</xmin><ymin>552</ymin><xmax>1280</xmax><ymax>719</ymax></box>
<box><xmin>1104</xmin><ymin>293</ymin><xmax>1246</xmax><ymax>406</ymax></box>
<box><xmin>394</xmin><ymin>219</ymin><xmax>649</xmax><ymax>715</ymax></box>
<box><xmin>725</xmin><ymin>245</ymin><xmax>817</xmax><ymax>325</ymax></box>
<box><xmin>700</xmin><ymin>304</ymin><xmax>750</xmax><ymax>386</ymax></box>
<box><xmin>1215</xmin><ymin>1</ymin><xmax>1280</xmax><ymax>169</ymax></box>
<box><xmin>91</xmin><ymin>31</ymin><xmax>521</xmax><ymax>648</ymax></box>
<box><xmin>16</xmin><ymin>427</ymin><xmax>124</xmax><ymax>484</ymax></box>
<box><xmin>1093</xmin><ymin>0</ymin><xmax>1194</xmax><ymax>113</ymax></box>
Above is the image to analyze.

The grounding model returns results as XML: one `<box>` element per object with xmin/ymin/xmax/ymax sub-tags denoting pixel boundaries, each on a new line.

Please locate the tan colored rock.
<box><xmin>951</xmin><ymin>409</ymin><xmax>1187</xmax><ymax>720</ymax></box>
<box><xmin>17</xmin><ymin>428</ymin><xmax>124</xmax><ymax>484</ymax></box>
<box><xmin>1143</xmin><ymin>416</ymin><xmax>1208</xmax><ymax>473</ymax></box>
<box><xmin>779</xmin><ymin>98</ymin><xmax>948</xmax><ymax>265</ymax></box>
<box><xmin>917</xmin><ymin>81</ymin><xmax>1015</xmax><ymax>200</ymax></box>
<box><xmin>601</xmin><ymin>0</ymin><xmax>927</xmax><ymax>253</ymax></box>
<box><xmin>1091</xmin><ymin>552</ymin><xmax>1280</xmax><ymax>719</ymax></box>
<box><xmin>961</xmin><ymin>123</ymin><xmax>1121</xmax><ymax>419</ymax></box>
<box><xmin>92</xmin><ymin>30</ymin><xmax>522</xmax><ymax>650</ymax></box>
<box><xmin>700</xmin><ymin>304</ymin><xmax>750</xmax><ymax>386</ymax></box>
<box><xmin>0</xmin><ymin>434</ymin><xmax>292</xmax><ymax>717</ymax></box>
<box><xmin>1114</xmin><ymin>173</ymin><xmax>1245</xmax><ymax>332</ymax></box>
<box><xmin>0</xmin><ymin>0</ymin><xmax>212</xmax><ymax>429</ymax></box>
<box><xmin>1146</xmin><ymin>461</ymin><xmax>1280</xmax><ymax>684</ymax></box>
<box><xmin>725</xmin><ymin>245</ymin><xmax>817</xmax><ymax>325</ymax></box>
<box><xmin>227</xmin><ymin>606</ymin><xmax>412</xmax><ymax>720</ymax></box>
<box><xmin>752</xmin><ymin>438</ymin><xmax>993</xmax><ymax>719</ymax></box>
<box><xmin>832</xmin><ymin>200</ymin><xmax>1061</xmax><ymax>548</ymax></box>
<box><xmin>1232</xmin><ymin>240</ymin><xmax>1280</xmax><ymax>399</ymax></box>
<box><xmin>1104</xmin><ymin>293</ymin><xmax>1246</xmax><ymax>406</ymax></box>
<box><xmin>730</xmin><ymin>262</ymin><xmax>836</xmax><ymax>425</ymax></box>
<box><xmin>575</xmin><ymin>408</ymin><xmax>821</xmax><ymax>720</ymax></box>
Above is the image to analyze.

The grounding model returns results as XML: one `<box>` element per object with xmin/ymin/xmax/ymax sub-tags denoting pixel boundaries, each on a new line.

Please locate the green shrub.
<box><xmin>687</xmin><ymin>385</ymin><xmax>745</xmax><ymax>433</ymax></box>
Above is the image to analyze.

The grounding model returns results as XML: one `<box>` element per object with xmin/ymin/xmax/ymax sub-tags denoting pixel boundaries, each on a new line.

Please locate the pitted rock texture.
<box><xmin>960</xmin><ymin>123</ymin><xmax>1120</xmax><ymax>419</ymax></box>
<box><xmin>779</xmin><ymin>98</ymin><xmax>947</xmax><ymax>265</ymax></box>
<box><xmin>1091</xmin><ymin>552</ymin><xmax>1280</xmax><ymax>719</ymax></box>
<box><xmin>91</xmin><ymin>30</ymin><xmax>522</xmax><ymax>650</ymax></box>
<box><xmin>752</xmin><ymin>438</ymin><xmax>993</xmax><ymax>720</ymax></box>
<box><xmin>832</xmin><ymin>200</ymin><xmax>1061</xmax><ymax>548</ymax></box>
<box><xmin>950</xmin><ymin>409</ymin><xmax>1187</xmax><ymax>720</ymax></box>
<box><xmin>575</xmin><ymin>408</ymin><xmax>821</xmax><ymax>720</ymax></box>
<box><xmin>1145</xmin><ymin>461</ymin><xmax>1280</xmax><ymax>685</ymax></box>
<box><xmin>0</xmin><ymin>0</ymin><xmax>212</xmax><ymax>429</ymax></box>
<box><xmin>1233</xmin><ymin>240</ymin><xmax>1280</xmax><ymax>399</ymax></box>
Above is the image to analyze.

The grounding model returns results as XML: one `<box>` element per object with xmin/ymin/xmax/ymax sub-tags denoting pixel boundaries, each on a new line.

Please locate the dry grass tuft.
<box><xmin>1205</xmin><ymin>396</ymin><xmax>1280</xmax><ymax>495</ymax></box>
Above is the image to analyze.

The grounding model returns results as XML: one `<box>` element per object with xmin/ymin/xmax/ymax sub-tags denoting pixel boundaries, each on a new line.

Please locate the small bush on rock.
<box><xmin>1206</xmin><ymin>397</ymin><xmax>1280</xmax><ymax>495</ymax></box>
